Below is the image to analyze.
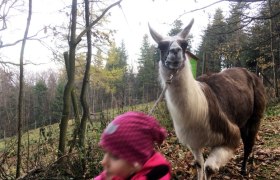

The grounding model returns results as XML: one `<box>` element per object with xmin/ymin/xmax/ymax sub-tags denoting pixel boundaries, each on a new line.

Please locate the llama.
<box><xmin>149</xmin><ymin>19</ymin><xmax>266</xmax><ymax>180</ymax></box>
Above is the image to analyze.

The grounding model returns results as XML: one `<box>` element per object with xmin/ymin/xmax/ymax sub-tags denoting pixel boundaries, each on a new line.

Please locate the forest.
<box><xmin>0</xmin><ymin>0</ymin><xmax>279</xmax><ymax>179</ymax></box>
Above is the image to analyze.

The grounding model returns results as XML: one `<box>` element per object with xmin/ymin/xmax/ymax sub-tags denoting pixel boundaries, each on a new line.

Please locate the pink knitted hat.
<box><xmin>99</xmin><ymin>111</ymin><xmax>167</xmax><ymax>165</ymax></box>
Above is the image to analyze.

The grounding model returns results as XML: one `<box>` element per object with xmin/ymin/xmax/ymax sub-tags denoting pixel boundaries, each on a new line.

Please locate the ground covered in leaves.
<box><xmin>159</xmin><ymin>116</ymin><xmax>280</xmax><ymax>180</ymax></box>
<box><xmin>14</xmin><ymin>115</ymin><xmax>280</xmax><ymax>180</ymax></box>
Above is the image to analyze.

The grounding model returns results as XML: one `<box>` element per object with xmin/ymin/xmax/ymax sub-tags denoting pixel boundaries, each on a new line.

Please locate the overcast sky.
<box><xmin>1</xmin><ymin>0</ymin><xmax>232</xmax><ymax>73</ymax></box>
<box><xmin>109</xmin><ymin>0</ymin><xmax>231</xmax><ymax>66</ymax></box>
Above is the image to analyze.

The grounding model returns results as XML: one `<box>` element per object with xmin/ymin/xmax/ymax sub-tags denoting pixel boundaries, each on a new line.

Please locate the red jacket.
<box><xmin>94</xmin><ymin>152</ymin><xmax>171</xmax><ymax>180</ymax></box>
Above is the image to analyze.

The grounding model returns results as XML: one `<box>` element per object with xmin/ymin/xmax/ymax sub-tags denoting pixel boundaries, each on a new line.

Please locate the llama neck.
<box><xmin>159</xmin><ymin>59</ymin><xmax>208</xmax><ymax>123</ymax></box>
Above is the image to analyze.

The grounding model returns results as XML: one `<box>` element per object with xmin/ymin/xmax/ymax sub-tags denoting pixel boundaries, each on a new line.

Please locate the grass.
<box><xmin>0</xmin><ymin>101</ymin><xmax>157</xmax><ymax>152</ymax></box>
<box><xmin>265</xmin><ymin>103</ymin><xmax>280</xmax><ymax>116</ymax></box>
<box><xmin>0</xmin><ymin>101</ymin><xmax>168</xmax><ymax>178</ymax></box>
<box><xmin>0</xmin><ymin>121</ymin><xmax>61</xmax><ymax>152</ymax></box>
<box><xmin>253</xmin><ymin>116</ymin><xmax>280</xmax><ymax>179</ymax></box>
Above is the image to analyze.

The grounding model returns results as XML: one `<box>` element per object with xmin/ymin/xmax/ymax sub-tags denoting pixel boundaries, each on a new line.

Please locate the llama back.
<box><xmin>196</xmin><ymin>68</ymin><xmax>264</xmax><ymax>127</ymax></box>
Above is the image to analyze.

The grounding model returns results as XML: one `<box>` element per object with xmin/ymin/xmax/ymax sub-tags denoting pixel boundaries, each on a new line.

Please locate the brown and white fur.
<box><xmin>149</xmin><ymin>19</ymin><xmax>266</xmax><ymax>180</ymax></box>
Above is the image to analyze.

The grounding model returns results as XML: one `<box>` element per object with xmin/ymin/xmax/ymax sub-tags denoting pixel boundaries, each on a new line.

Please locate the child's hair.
<box><xmin>99</xmin><ymin>111</ymin><xmax>167</xmax><ymax>165</ymax></box>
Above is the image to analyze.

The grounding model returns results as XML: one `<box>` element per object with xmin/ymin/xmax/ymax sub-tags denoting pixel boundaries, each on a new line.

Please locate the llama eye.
<box><xmin>179</xmin><ymin>40</ymin><xmax>188</xmax><ymax>49</ymax></box>
<box><xmin>158</xmin><ymin>41</ymin><xmax>170</xmax><ymax>51</ymax></box>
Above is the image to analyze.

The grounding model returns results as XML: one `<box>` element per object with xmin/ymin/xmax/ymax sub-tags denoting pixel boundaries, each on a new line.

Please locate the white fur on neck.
<box><xmin>159</xmin><ymin>56</ymin><xmax>212</xmax><ymax>149</ymax></box>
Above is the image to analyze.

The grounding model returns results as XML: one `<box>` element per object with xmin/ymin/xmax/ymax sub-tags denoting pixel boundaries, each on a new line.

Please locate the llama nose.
<box><xmin>169</xmin><ymin>47</ymin><xmax>181</xmax><ymax>55</ymax></box>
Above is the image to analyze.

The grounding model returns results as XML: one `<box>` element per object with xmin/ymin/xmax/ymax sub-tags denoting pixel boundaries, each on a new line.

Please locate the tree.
<box><xmin>244</xmin><ymin>0</ymin><xmax>280</xmax><ymax>97</ymax></box>
<box><xmin>93</xmin><ymin>49</ymin><xmax>104</xmax><ymax>68</ymax></box>
<box><xmin>105</xmin><ymin>41</ymin><xmax>128</xmax><ymax>108</ymax></box>
<box><xmin>197</xmin><ymin>8</ymin><xmax>227</xmax><ymax>73</ymax></box>
<box><xmin>195</xmin><ymin>0</ymin><xmax>279</xmax><ymax>97</ymax></box>
<box><xmin>116</xmin><ymin>41</ymin><xmax>129</xmax><ymax>108</ymax></box>
<box><xmin>79</xmin><ymin>0</ymin><xmax>92</xmax><ymax>154</ymax></box>
<box><xmin>0</xmin><ymin>68</ymin><xmax>17</xmax><ymax>138</ymax></box>
<box><xmin>58</xmin><ymin>0</ymin><xmax>122</xmax><ymax>160</ymax></box>
<box><xmin>57</xmin><ymin>0</ymin><xmax>78</xmax><ymax>160</ymax></box>
<box><xmin>221</xmin><ymin>3</ymin><xmax>249</xmax><ymax>68</ymax></box>
<box><xmin>46</xmin><ymin>71</ymin><xmax>58</xmax><ymax>124</ymax></box>
<box><xmin>136</xmin><ymin>34</ymin><xmax>160</xmax><ymax>103</ymax></box>
<box><xmin>17</xmin><ymin>0</ymin><xmax>32</xmax><ymax>177</ymax></box>
<box><xmin>51</xmin><ymin>79</ymin><xmax>65</xmax><ymax>123</ymax></box>
<box><xmin>106</xmin><ymin>41</ymin><xmax>127</xmax><ymax>69</ymax></box>
<box><xmin>168</xmin><ymin>19</ymin><xmax>184</xmax><ymax>36</ymax></box>
<box><xmin>33</xmin><ymin>79</ymin><xmax>48</xmax><ymax>127</ymax></box>
<box><xmin>268</xmin><ymin>0</ymin><xmax>279</xmax><ymax>97</ymax></box>
<box><xmin>90</xmin><ymin>49</ymin><xmax>105</xmax><ymax>112</ymax></box>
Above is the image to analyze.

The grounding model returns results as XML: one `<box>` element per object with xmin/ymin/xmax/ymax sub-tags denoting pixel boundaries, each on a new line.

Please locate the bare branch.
<box><xmin>76</xmin><ymin>0</ymin><xmax>122</xmax><ymax>44</ymax></box>
<box><xmin>178</xmin><ymin>0</ymin><xmax>224</xmax><ymax>17</ymax></box>
<box><xmin>226</xmin><ymin>0</ymin><xmax>265</xmax><ymax>2</ymax></box>
<box><xmin>181</xmin><ymin>0</ymin><xmax>279</xmax><ymax>36</ymax></box>
<box><xmin>0</xmin><ymin>0</ymin><xmax>21</xmax><ymax>31</ymax></box>
<box><xmin>0</xmin><ymin>60</ymin><xmax>44</xmax><ymax>66</ymax></box>
<box><xmin>0</xmin><ymin>28</ymin><xmax>45</xmax><ymax>48</ymax></box>
<box><xmin>177</xmin><ymin>0</ymin><xmax>266</xmax><ymax>18</ymax></box>
<box><xmin>243</xmin><ymin>10</ymin><xmax>280</xmax><ymax>20</ymax></box>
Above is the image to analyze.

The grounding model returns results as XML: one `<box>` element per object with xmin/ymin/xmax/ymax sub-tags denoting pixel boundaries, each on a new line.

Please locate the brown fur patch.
<box><xmin>197</xmin><ymin>68</ymin><xmax>266</xmax><ymax>148</ymax></box>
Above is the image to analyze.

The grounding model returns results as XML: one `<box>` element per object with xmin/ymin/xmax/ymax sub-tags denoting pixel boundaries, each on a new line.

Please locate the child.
<box><xmin>94</xmin><ymin>111</ymin><xmax>171</xmax><ymax>180</ymax></box>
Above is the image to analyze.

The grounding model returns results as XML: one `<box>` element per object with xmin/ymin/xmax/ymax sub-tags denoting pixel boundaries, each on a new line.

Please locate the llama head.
<box><xmin>149</xmin><ymin>19</ymin><xmax>194</xmax><ymax>70</ymax></box>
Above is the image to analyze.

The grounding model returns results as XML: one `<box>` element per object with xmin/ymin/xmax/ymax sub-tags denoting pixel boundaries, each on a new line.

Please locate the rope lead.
<box><xmin>148</xmin><ymin>73</ymin><xmax>175</xmax><ymax>116</ymax></box>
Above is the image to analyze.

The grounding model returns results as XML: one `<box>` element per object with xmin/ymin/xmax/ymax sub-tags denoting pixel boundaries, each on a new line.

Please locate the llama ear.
<box><xmin>178</xmin><ymin>18</ymin><xmax>194</xmax><ymax>39</ymax></box>
<box><xmin>148</xmin><ymin>23</ymin><xmax>163</xmax><ymax>43</ymax></box>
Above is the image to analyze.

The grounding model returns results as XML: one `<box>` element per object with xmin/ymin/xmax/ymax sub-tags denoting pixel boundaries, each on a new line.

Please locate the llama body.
<box><xmin>160</xmin><ymin>62</ymin><xmax>226</xmax><ymax>149</ymax></box>
<box><xmin>149</xmin><ymin>19</ymin><xmax>266</xmax><ymax>180</ymax></box>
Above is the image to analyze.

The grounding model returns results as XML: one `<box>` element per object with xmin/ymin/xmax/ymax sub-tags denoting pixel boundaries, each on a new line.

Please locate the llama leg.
<box><xmin>191</xmin><ymin>149</ymin><xmax>204</xmax><ymax>180</ymax></box>
<box><xmin>204</xmin><ymin>147</ymin><xmax>234</xmax><ymax>180</ymax></box>
<box><xmin>240</xmin><ymin>117</ymin><xmax>261</xmax><ymax>175</ymax></box>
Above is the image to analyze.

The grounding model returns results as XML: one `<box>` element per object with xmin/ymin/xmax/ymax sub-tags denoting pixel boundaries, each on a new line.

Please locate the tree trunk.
<box><xmin>268</xmin><ymin>0</ymin><xmax>278</xmax><ymax>97</ymax></box>
<box><xmin>77</xmin><ymin>0</ymin><xmax>92</xmax><ymax>173</ymax></box>
<box><xmin>58</xmin><ymin>0</ymin><xmax>123</xmax><ymax>161</ymax></box>
<box><xmin>63</xmin><ymin>52</ymin><xmax>81</xmax><ymax>154</ymax></box>
<box><xmin>16</xmin><ymin>0</ymin><xmax>32</xmax><ymax>178</ymax></box>
<box><xmin>58</xmin><ymin>0</ymin><xmax>77</xmax><ymax>161</ymax></box>
<box><xmin>79</xmin><ymin>0</ymin><xmax>91</xmax><ymax>149</ymax></box>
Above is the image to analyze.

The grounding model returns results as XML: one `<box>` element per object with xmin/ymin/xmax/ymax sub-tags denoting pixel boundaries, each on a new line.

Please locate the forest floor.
<box><xmin>1</xmin><ymin>110</ymin><xmax>279</xmax><ymax>179</ymax></box>
<box><xmin>19</xmin><ymin>115</ymin><xmax>280</xmax><ymax>180</ymax></box>
<box><xmin>161</xmin><ymin>115</ymin><xmax>280</xmax><ymax>180</ymax></box>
